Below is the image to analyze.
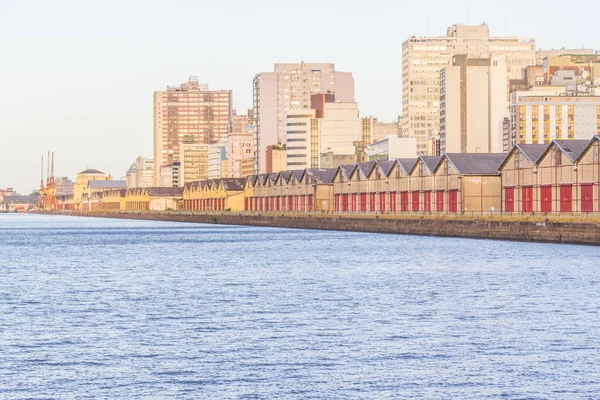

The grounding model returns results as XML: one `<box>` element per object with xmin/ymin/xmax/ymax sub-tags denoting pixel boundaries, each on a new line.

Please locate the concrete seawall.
<box><xmin>49</xmin><ymin>211</ymin><xmax>600</xmax><ymax>246</ymax></box>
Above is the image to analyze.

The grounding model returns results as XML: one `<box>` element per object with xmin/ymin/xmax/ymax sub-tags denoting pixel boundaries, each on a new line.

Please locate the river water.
<box><xmin>0</xmin><ymin>214</ymin><xmax>599</xmax><ymax>399</ymax></box>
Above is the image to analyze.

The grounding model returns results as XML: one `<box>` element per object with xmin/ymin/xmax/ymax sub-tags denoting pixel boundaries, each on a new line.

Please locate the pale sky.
<box><xmin>1</xmin><ymin>0</ymin><xmax>598</xmax><ymax>194</ymax></box>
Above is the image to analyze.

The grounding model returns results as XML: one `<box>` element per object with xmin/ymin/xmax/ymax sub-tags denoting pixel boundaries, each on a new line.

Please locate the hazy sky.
<box><xmin>1</xmin><ymin>0</ymin><xmax>599</xmax><ymax>193</ymax></box>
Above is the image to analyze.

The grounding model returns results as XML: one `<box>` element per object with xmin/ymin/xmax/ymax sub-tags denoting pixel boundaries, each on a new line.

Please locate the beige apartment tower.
<box><xmin>440</xmin><ymin>54</ymin><xmax>508</xmax><ymax>154</ymax></box>
<box><xmin>253</xmin><ymin>62</ymin><xmax>355</xmax><ymax>173</ymax></box>
<box><xmin>402</xmin><ymin>23</ymin><xmax>535</xmax><ymax>155</ymax></box>
<box><xmin>153</xmin><ymin>77</ymin><xmax>232</xmax><ymax>185</ymax></box>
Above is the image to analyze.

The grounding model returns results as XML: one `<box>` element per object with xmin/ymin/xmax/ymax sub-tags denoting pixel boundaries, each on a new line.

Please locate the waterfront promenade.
<box><xmin>44</xmin><ymin>210</ymin><xmax>600</xmax><ymax>246</ymax></box>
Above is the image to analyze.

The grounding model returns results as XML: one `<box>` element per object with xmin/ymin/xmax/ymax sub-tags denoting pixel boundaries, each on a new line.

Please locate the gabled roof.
<box><xmin>376</xmin><ymin>160</ymin><xmax>396</xmax><ymax>177</ymax></box>
<box><xmin>396</xmin><ymin>158</ymin><xmax>418</xmax><ymax>174</ymax></box>
<box><xmin>419</xmin><ymin>156</ymin><xmax>442</xmax><ymax>173</ymax></box>
<box><xmin>499</xmin><ymin>143</ymin><xmax>549</xmax><ymax>170</ymax></box>
<box><xmin>337</xmin><ymin>164</ymin><xmax>356</xmax><ymax>179</ymax></box>
<box><xmin>245</xmin><ymin>175</ymin><xmax>258</xmax><ymax>187</ymax></box>
<box><xmin>278</xmin><ymin>171</ymin><xmax>293</xmax><ymax>184</ymax></box>
<box><xmin>304</xmin><ymin>168</ymin><xmax>337</xmax><ymax>184</ymax></box>
<box><xmin>576</xmin><ymin>135</ymin><xmax>600</xmax><ymax>162</ymax></box>
<box><xmin>79</xmin><ymin>169</ymin><xmax>104</xmax><ymax>175</ymax></box>
<box><xmin>221</xmin><ymin>178</ymin><xmax>245</xmax><ymax>191</ymax></box>
<box><xmin>552</xmin><ymin>140</ymin><xmax>590</xmax><ymax>163</ymax></box>
<box><xmin>290</xmin><ymin>170</ymin><xmax>305</xmax><ymax>182</ymax></box>
<box><xmin>441</xmin><ymin>153</ymin><xmax>506</xmax><ymax>175</ymax></box>
<box><xmin>356</xmin><ymin>161</ymin><xmax>377</xmax><ymax>178</ymax></box>
<box><xmin>268</xmin><ymin>172</ymin><xmax>279</xmax><ymax>184</ymax></box>
<box><xmin>88</xmin><ymin>180</ymin><xmax>127</xmax><ymax>189</ymax></box>
<box><xmin>256</xmin><ymin>173</ymin><xmax>269</xmax><ymax>186</ymax></box>
<box><xmin>147</xmin><ymin>187</ymin><xmax>183</xmax><ymax>196</ymax></box>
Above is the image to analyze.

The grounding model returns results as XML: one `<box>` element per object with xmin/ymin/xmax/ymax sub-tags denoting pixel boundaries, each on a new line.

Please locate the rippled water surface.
<box><xmin>1</xmin><ymin>214</ymin><xmax>600</xmax><ymax>399</ymax></box>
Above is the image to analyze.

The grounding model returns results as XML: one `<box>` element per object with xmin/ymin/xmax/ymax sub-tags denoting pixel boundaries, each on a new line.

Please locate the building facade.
<box><xmin>440</xmin><ymin>54</ymin><xmax>508</xmax><ymax>154</ymax></box>
<box><xmin>153</xmin><ymin>77</ymin><xmax>232</xmax><ymax>184</ymax></box>
<box><xmin>253</xmin><ymin>62</ymin><xmax>354</xmax><ymax>173</ymax></box>
<box><xmin>159</xmin><ymin>162</ymin><xmax>180</xmax><ymax>188</ymax></box>
<box><xmin>402</xmin><ymin>23</ymin><xmax>535</xmax><ymax>154</ymax></box>
<box><xmin>227</xmin><ymin>110</ymin><xmax>254</xmax><ymax>178</ymax></box>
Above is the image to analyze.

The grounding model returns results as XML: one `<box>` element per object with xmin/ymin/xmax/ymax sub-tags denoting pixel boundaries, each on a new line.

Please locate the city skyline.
<box><xmin>2</xmin><ymin>0</ymin><xmax>600</xmax><ymax>193</ymax></box>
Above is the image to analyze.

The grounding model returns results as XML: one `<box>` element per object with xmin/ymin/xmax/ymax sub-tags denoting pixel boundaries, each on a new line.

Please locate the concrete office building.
<box><xmin>510</xmin><ymin>92</ymin><xmax>600</xmax><ymax>145</ymax></box>
<box><xmin>159</xmin><ymin>162</ymin><xmax>180</xmax><ymax>188</ymax></box>
<box><xmin>253</xmin><ymin>62</ymin><xmax>354</xmax><ymax>173</ymax></box>
<box><xmin>180</xmin><ymin>142</ymin><xmax>209</xmax><ymax>184</ymax></box>
<box><xmin>402</xmin><ymin>23</ymin><xmax>535</xmax><ymax>155</ymax></box>
<box><xmin>285</xmin><ymin>94</ymin><xmax>361</xmax><ymax>170</ymax></box>
<box><xmin>361</xmin><ymin>117</ymin><xmax>401</xmax><ymax>145</ymax></box>
<box><xmin>227</xmin><ymin>110</ymin><xmax>255</xmax><ymax>178</ymax></box>
<box><xmin>440</xmin><ymin>54</ymin><xmax>508</xmax><ymax>154</ymax></box>
<box><xmin>153</xmin><ymin>77</ymin><xmax>232</xmax><ymax>184</ymax></box>
<box><xmin>366</xmin><ymin>137</ymin><xmax>417</xmax><ymax>161</ymax></box>
<box><xmin>208</xmin><ymin>138</ymin><xmax>228</xmax><ymax>179</ymax></box>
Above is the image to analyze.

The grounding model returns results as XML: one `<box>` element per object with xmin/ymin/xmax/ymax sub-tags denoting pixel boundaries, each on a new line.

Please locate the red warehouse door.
<box><xmin>369</xmin><ymin>193</ymin><xmax>376</xmax><ymax>212</ymax></box>
<box><xmin>560</xmin><ymin>184</ymin><xmax>572</xmax><ymax>213</ymax></box>
<box><xmin>448</xmin><ymin>190</ymin><xmax>458</xmax><ymax>213</ymax></box>
<box><xmin>342</xmin><ymin>194</ymin><xmax>349</xmax><ymax>212</ymax></box>
<box><xmin>360</xmin><ymin>193</ymin><xmax>367</xmax><ymax>212</ymax></box>
<box><xmin>436</xmin><ymin>190</ymin><xmax>444</xmax><ymax>212</ymax></box>
<box><xmin>412</xmin><ymin>191</ymin><xmax>420</xmax><ymax>212</ymax></box>
<box><xmin>334</xmin><ymin>194</ymin><xmax>340</xmax><ymax>212</ymax></box>
<box><xmin>521</xmin><ymin>187</ymin><xmax>533</xmax><ymax>213</ymax></box>
<box><xmin>504</xmin><ymin>187</ymin><xmax>514</xmax><ymax>212</ymax></box>
<box><xmin>400</xmin><ymin>192</ymin><xmax>408</xmax><ymax>212</ymax></box>
<box><xmin>352</xmin><ymin>194</ymin><xmax>357</xmax><ymax>212</ymax></box>
<box><xmin>540</xmin><ymin>185</ymin><xmax>552</xmax><ymax>213</ymax></box>
<box><xmin>389</xmin><ymin>192</ymin><xmax>397</xmax><ymax>212</ymax></box>
<box><xmin>307</xmin><ymin>195</ymin><xmax>313</xmax><ymax>212</ymax></box>
<box><xmin>581</xmin><ymin>184</ymin><xmax>594</xmax><ymax>213</ymax></box>
<box><xmin>379</xmin><ymin>193</ymin><xmax>386</xmax><ymax>212</ymax></box>
<box><xmin>423</xmin><ymin>191</ymin><xmax>431</xmax><ymax>212</ymax></box>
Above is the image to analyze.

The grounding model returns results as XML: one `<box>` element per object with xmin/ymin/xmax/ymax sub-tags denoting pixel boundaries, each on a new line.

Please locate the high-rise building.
<box><xmin>208</xmin><ymin>138</ymin><xmax>228</xmax><ymax>179</ymax></box>
<box><xmin>285</xmin><ymin>94</ymin><xmax>361</xmax><ymax>170</ymax></box>
<box><xmin>402</xmin><ymin>23</ymin><xmax>535</xmax><ymax>154</ymax></box>
<box><xmin>510</xmin><ymin>90</ymin><xmax>600</xmax><ymax>145</ymax></box>
<box><xmin>265</xmin><ymin>145</ymin><xmax>287</xmax><ymax>173</ymax></box>
<box><xmin>153</xmin><ymin>77</ymin><xmax>232</xmax><ymax>184</ymax></box>
<box><xmin>535</xmin><ymin>48</ymin><xmax>597</xmax><ymax>66</ymax></box>
<box><xmin>227</xmin><ymin>110</ymin><xmax>254</xmax><ymax>178</ymax></box>
<box><xmin>126</xmin><ymin>157</ymin><xmax>154</xmax><ymax>188</ymax></box>
<box><xmin>180</xmin><ymin>141</ymin><xmax>209</xmax><ymax>184</ymax></box>
<box><xmin>440</xmin><ymin>54</ymin><xmax>508</xmax><ymax>154</ymax></box>
<box><xmin>361</xmin><ymin>117</ymin><xmax>401</xmax><ymax>145</ymax></box>
<box><xmin>159</xmin><ymin>162</ymin><xmax>180</xmax><ymax>188</ymax></box>
<box><xmin>542</xmin><ymin>54</ymin><xmax>600</xmax><ymax>85</ymax></box>
<box><xmin>253</xmin><ymin>62</ymin><xmax>354</xmax><ymax>173</ymax></box>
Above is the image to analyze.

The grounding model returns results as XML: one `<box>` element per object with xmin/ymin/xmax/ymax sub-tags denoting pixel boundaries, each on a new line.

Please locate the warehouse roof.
<box><xmin>441</xmin><ymin>153</ymin><xmax>506</xmax><ymax>175</ymax></box>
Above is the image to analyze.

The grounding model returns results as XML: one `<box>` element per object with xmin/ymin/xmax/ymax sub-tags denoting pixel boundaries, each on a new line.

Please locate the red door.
<box><xmin>522</xmin><ymin>187</ymin><xmax>533</xmax><ymax>213</ymax></box>
<box><xmin>540</xmin><ymin>185</ymin><xmax>552</xmax><ymax>213</ymax></box>
<box><xmin>390</xmin><ymin>192</ymin><xmax>397</xmax><ymax>212</ymax></box>
<box><xmin>412</xmin><ymin>191</ymin><xmax>420</xmax><ymax>212</ymax></box>
<box><xmin>505</xmin><ymin>187</ymin><xmax>514</xmax><ymax>212</ymax></box>
<box><xmin>400</xmin><ymin>192</ymin><xmax>408</xmax><ymax>212</ymax></box>
<box><xmin>369</xmin><ymin>193</ymin><xmax>376</xmax><ymax>212</ymax></box>
<box><xmin>448</xmin><ymin>190</ymin><xmax>458</xmax><ymax>213</ymax></box>
<box><xmin>334</xmin><ymin>194</ymin><xmax>340</xmax><ymax>212</ymax></box>
<box><xmin>436</xmin><ymin>190</ymin><xmax>444</xmax><ymax>212</ymax></box>
<box><xmin>307</xmin><ymin>195</ymin><xmax>313</xmax><ymax>212</ymax></box>
<box><xmin>360</xmin><ymin>193</ymin><xmax>367</xmax><ymax>212</ymax></box>
<box><xmin>581</xmin><ymin>183</ymin><xmax>594</xmax><ymax>213</ymax></box>
<box><xmin>560</xmin><ymin>184</ymin><xmax>572</xmax><ymax>213</ymax></box>
<box><xmin>423</xmin><ymin>191</ymin><xmax>431</xmax><ymax>212</ymax></box>
<box><xmin>352</xmin><ymin>194</ymin><xmax>357</xmax><ymax>212</ymax></box>
<box><xmin>342</xmin><ymin>194</ymin><xmax>348</xmax><ymax>212</ymax></box>
<box><xmin>379</xmin><ymin>193</ymin><xmax>386</xmax><ymax>212</ymax></box>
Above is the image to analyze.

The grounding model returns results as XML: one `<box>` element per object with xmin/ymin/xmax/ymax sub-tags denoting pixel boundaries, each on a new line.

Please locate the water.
<box><xmin>1</xmin><ymin>214</ymin><xmax>599</xmax><ymax>399</ymax></box>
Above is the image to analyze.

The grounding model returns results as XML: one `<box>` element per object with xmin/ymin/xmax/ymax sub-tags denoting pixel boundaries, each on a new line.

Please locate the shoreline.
<box><xmin>29</xmin><ymin>211</ymin><xmax>600</xmax><ymax>246</ymax></box>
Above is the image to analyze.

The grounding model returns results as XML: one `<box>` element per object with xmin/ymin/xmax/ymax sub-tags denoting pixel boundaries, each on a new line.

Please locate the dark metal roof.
<box><xmin>553</xmin><ymin>140</ymin><xmax>590</xmax><ymax>162</ymax></box>
<box><xmin>221</xmin><ymin>178</ymin><xmax>245</xmax><ymax>191</ymax></box>
<box><xmin>516</xmin><ymin>144</ymin><xmax>548</xmax><ymax>164</ymax></box>
<box><xmin>356</xmin><ymin>161</ymin><xmax>377</xmax><ymax>177</ymax></box>
<box><xmin>88</xmin><ymin>180</ymin><xmax>127</xmax><ymax>189</ymax></box>
<box><xmin>147</xmin><ymin>187</ymin><xmax>183</xmax><ymax>196</ymax></box>
<box><xmin>337</xmin><ymin>164</ymin><xmax>356</xmax><ymax>179</ymax></box>
<box><xmin>291</xmin><ymin>170</ymin><xmax>305</xmax><ymax>182</ymax></box>
<box><xmin>396</xmin><ymin>158</ymin><xmax>418</xmax><ymax>174</ymax></box>
<box><xmin>278</xmin><ymin>171</ymin><xmax>293</xmax><ymax>184</ymax></box>
<box><xmin>442</xmin><ymin>153</ymin><xmax>506</xmax><ymax>175</ymax></box>
<box><xmin>376</xmin><ymin>160</ymin><xmax>396</xmax><ymax>177</ymax></box>
<box><xmin>79</xmin><ymin>169</ymin><xmax>104</xmax><ymax>174</ymax></box>
<box><xmin>305</xmin><ymin>168</ymin><xmax>337</xmax><ymax>184</ymax></box>
<box><xmin>419</xmin><ymin>156</ymin><xmax>442</xmax><ymax>172</ymax></box>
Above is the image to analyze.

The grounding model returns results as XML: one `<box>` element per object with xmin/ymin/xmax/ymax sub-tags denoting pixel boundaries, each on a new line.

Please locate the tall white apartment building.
<box><xmin>402</xmin><ymin>23</ymin><xmax>535</xmax><ymax>155</ymax></box>
<box><xmin>285</xmin><ymin>94</ymin><xmax>361</xmax><ymax>170</ymax></box>
<box><xmin>253</xmin><ymin>62</ymin><xmax>354</xmax><ymax>173</ymax></box>
<box><xmin>440</xmin><ymin>54</ymin><xmax>508</xmax><ymax>154</ymax></box>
